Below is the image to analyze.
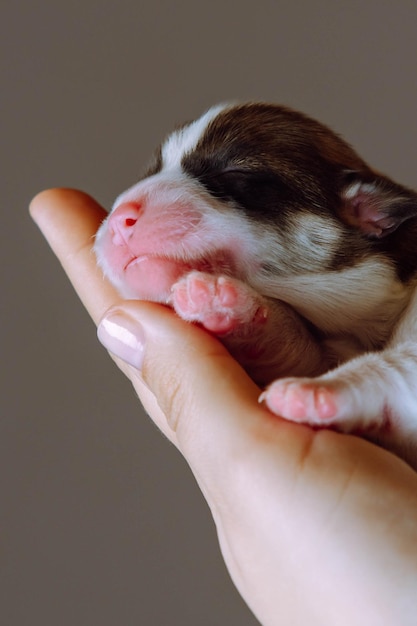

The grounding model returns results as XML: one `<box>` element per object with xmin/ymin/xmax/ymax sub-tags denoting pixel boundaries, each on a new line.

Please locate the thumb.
<box><xmin>97</xmin><ymin>301</ymin><xmax>278</xmax><ymax>471</ymax></box>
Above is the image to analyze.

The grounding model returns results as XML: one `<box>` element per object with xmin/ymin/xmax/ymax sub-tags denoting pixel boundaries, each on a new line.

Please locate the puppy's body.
<box><xmin>95</xmin><ymin>103</ymin><xmax>417</xmax><ymax>469</ymax></box>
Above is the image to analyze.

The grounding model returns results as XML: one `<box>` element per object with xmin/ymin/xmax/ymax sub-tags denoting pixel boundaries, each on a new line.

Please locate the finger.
<box><xmin>29</xmin><ymin>188</ymin><xmax>122</xmax><ymax>324</ymax></box>
<box><xmin>29</xmin><ymin>188</ymin><xmax>182</xmax><ymax>444</ymax></box>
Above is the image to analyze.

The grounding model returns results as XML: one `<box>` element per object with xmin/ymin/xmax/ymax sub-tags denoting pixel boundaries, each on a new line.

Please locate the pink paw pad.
<box><xmin>216</xmin><ymin>277</ymin><xmax>240</xmax><ymax>307</ymax></box>
<box><xmin>173</xmin><ymin>275</ymin><xmax>213</xmax><ymax>313</ymax></box>
<box><xmin>261</xmin><ymin>379</ymin><xmax>339</xmax><ymax>425</ymax></box>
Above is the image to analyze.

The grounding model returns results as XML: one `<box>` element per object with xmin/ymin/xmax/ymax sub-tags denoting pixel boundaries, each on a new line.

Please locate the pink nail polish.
<box><xmin>97</xmin><ymin>312</ymin><xmax>145</xmax><ymax>370</ymax></box>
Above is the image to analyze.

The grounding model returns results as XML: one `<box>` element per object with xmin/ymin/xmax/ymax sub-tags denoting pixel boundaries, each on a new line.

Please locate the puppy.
<box><xmin>95</xmin><ymin>102</ymin><xmax>417</xmax><ymax>469</ymax></box>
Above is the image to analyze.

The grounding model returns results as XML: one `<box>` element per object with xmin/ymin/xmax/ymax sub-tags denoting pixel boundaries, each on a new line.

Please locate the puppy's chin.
<box><xmin>122</xmin><ymin>255</ymin><xmax>190</xmax><ymax>302</ymax></box>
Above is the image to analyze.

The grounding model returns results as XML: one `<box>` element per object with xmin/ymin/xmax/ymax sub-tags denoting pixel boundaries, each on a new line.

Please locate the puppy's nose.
<box><xmin>108</xmin><ymin>202</ymin><xmax>141</xmax><ymax>245</ymax></box>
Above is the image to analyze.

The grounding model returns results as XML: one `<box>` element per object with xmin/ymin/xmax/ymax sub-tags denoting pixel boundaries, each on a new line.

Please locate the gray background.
<box><xmin>2</xmin><ymin>1</ymin><xmax>417</xmax><ymax>624</ymax></box>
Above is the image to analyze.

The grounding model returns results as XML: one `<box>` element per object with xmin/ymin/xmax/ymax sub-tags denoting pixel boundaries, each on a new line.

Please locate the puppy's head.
<box><xmin>95</xmin><ymin>102</ymin><xmax>417</xmax><ymax>302</ymax></box>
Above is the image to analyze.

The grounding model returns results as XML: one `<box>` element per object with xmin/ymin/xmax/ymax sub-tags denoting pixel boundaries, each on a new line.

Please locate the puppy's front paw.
<box><xmin>171</xmin><ymin>271</ymin><xmax>267</xmax><ymax>335</ymax></box>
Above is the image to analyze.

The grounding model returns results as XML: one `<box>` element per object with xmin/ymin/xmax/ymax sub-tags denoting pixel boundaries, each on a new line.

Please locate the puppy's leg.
<box><xmin>171</xmin><ymin>271</ymin><xmax>325</xmax><ymax>385</ymax></box>
<box><xmin>262</xmin><ymin>340</ymin><xmax>417</xmax><ymax>466</ymax></box>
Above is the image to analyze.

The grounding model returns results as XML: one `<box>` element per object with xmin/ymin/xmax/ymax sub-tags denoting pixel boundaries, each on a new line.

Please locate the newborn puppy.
<box><xmin>95</xmin><ymin>102</ymin><xmax>417</xmax><ymax>469</ymax></box>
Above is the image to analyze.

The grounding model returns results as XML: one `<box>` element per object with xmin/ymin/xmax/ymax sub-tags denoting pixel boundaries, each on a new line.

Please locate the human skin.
<box><xmin>30</xmin><ymin>188</ymin><xmax>417</xmax><ymax>626</ymax></box>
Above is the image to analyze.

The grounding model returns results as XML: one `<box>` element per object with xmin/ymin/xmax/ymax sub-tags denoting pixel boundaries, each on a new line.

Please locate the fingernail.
<box><xmin>97</xmin><ymin>311</ymin><xmax>145</xmax><ymax>370</ymax></box>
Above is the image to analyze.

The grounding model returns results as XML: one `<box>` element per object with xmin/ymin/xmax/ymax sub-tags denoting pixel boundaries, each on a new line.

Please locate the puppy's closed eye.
<box><xmin>198</xmin><ymin>167</ymin><xmax>295</xmax><ymax>213</ymax></box>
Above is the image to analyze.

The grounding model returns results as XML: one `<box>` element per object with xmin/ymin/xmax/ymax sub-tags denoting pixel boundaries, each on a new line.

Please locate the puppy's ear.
<box><xmin>340</xmin><ymin>172</ymin><xmax>417</xmax><ymax>238</ymax></box>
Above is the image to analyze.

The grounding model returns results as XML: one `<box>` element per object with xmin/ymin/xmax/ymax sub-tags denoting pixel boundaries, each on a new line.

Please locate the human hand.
<box><xmin>30</xmin><ymin>189</ymin><xmax>417</xmax><ymax>626</ymax></box>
